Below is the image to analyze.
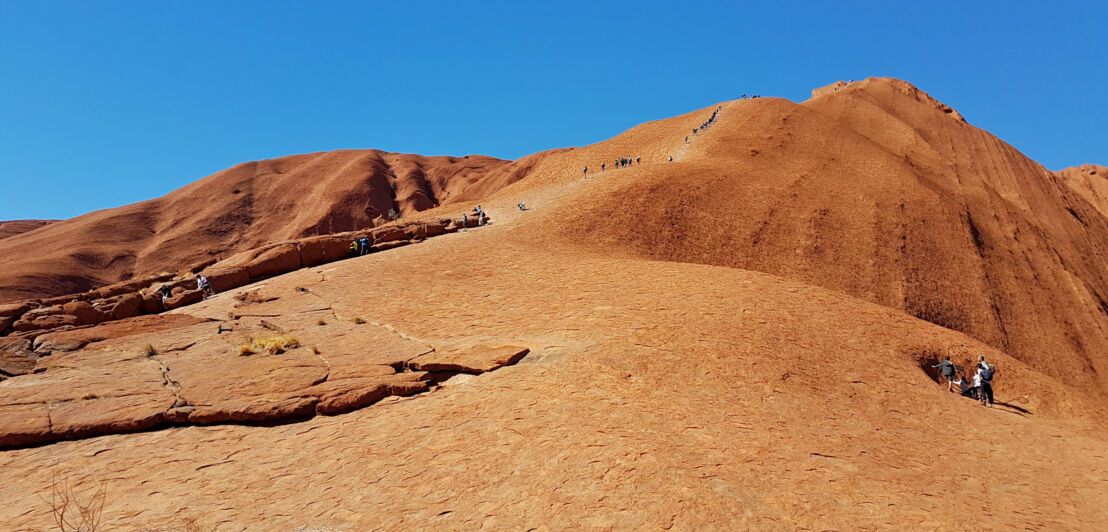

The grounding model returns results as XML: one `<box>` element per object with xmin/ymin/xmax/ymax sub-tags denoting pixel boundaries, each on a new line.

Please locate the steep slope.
<box><xmin>0</xmin><ymin>220</ymin><xmax>55</xmax><ymax>240</ymax></box>
<box><xmin>553</xmin><ymin>78</ymin><xmax>1108</xmax><ymax>395</ymax></box>
<box><xmin>1</xmin><ymin>203</ymin><xmax>1106</xmax><ymax>529</ymax></box>
<box><xmin>1059</xmin><ymin>164</ymin><xmax>1108</xmax><ymax>219</ymax></box>
<box><xmin>0</xmin><ymin>150</ymin><xmax>541</xmax><ymax>303</ymax></box>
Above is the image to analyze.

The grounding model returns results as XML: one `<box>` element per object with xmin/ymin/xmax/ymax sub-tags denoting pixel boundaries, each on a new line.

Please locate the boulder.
<box><xmin>165</xmin><ymin>289</ymin><xmax>204</xmax><ymax>309</ymax></box>
<box><xmin>0</xmin><ymin>302</ymin><xmax>33</xmax><ymax>319</ymax></box>
<box><xmin>140</xmin><ymin>293</ymin><xmax>164</xmax><ymax>314</ymax></box>
<box><xmin>29</xmin><ymin>314</ymin><xmax>79</xmax><ymax>330</ymax></box>
<box><xmin>245</xmin><ymin>244</ymin><xmax>301</xmax><ymax>279</ymax></box>
<box><xmin>200</xmin><ymin>267</ymin><xmax>250</xmax><ymax>293</ymax></box>
<box><xmin>62</xmin><ymin>301</ymin><xmax>108</xmax><ymax>326</ymax></box>
<box><xmin>0</xmin><ymin>405</ymin><xmax>51</xmax><ymax>448</ymax></box>
<box><xmin>370</xmin><ymin>226</ymin><xmax>407</xmax><ymax>245</ymax></box>
<box><xmin>0</xmin><ymin>350</ymin><xmax>36</xmax><ymax>377</ymax></box>
<box><xmin>109</xmin><ymin>293</ymin><xmax>143</xmax><ymax>321</ymax></box>
<box><xmin>297</xmin><ymin>235</ymin><xmax>353</xmax><ymax>267</ymax></box>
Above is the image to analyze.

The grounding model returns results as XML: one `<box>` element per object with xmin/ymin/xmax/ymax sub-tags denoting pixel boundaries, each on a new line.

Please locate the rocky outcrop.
<box><xmin>0</xmin><ymin>216</ymin><xmax>482</xmax><ymax>340</ymax></box>
<box><xmin>0</xmin><ymin>302</ymin><xmax>526</xmax><ymax>448</ymax></box>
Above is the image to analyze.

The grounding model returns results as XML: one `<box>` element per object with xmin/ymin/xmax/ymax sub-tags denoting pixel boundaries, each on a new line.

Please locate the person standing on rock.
<box><xmin>931</xmin><ymin>356</ymin><xmax>956</xmax><ymax>391</ymax></box>
<box><xmin>159</xmin><ymin>284</ymin><xmax>172</xmax><ymax>306</ymax></box>
<box><xmin>636</xmin><ymin>156</ymin><xmax>640</xmax><ymax>165</ymax></box>
<box><xmin>462</xmin><ymin>213</ymin><xmax>468</xmax><ymax>232</ymax></box>
<box><xmin>583</xmin><ymin>166</ymin><xmax>588</xmax><ymax>179</ymax></box>
<box><xmin>978</xmin><ymin>364</ymin><xmax>996</xmax><ymax>407</ymax></box>
<box><xmin>358</xmin><ymin>237</ymin><xmax>371</xmax><ymax>256</ymax></box>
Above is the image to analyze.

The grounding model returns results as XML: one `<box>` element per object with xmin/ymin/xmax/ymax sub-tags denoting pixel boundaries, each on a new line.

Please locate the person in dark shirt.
<box><xmin>931</xmin><ymin>356</ymin><xmax>956</xmax><ymax>391</ymax></box>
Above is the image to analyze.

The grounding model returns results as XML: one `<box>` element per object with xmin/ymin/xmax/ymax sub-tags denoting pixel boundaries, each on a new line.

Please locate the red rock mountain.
<box><xmin>2</xmin><ymin>77</ymin><xmax>1108</xmax><ymax>530</ymax></box>
<box><xmin>0</xmin><ymin>151</ymin><xmax>547</xmax><ymax>302</ymax></box>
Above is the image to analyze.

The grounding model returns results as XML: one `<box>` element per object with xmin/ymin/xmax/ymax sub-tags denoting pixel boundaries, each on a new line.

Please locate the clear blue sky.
<box><xmin>2</xmin><ymin>1</ymin><xmax>1105</xmax><ymax>220</ymax></box>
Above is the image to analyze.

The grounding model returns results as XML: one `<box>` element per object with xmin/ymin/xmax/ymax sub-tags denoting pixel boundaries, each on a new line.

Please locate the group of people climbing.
<box><xmin>690</xmin><ymin>106</ymin><xmax>722</xmax><ymax>139</ymax></box>
<box><xmin>348</xmin><ymin>236</ymin><xmax>372</xmax><ymax>257</ymax></box>
<box><xmin>461</xmin><ymin>205</ymin><xmax>487</xmax><ymax>231</ymax></box>
<box><xmin>932</xmin><ymin>355</ymin><xmax>999</xmax><ymax>407</ymax></box>
<box><xmin>583</xmin><ymin>156</ymin><xmax>642</xmax><ymax>178</ymax></box>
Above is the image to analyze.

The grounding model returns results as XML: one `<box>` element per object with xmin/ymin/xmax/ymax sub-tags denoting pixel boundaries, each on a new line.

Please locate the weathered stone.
<box><xmin>370</xmin><ymin>225</ymin><xmax>407</xmax><ymax>245</ymax></box>
<box><xmin>246</xmin><ymin>244</ymin><xmax>301</xmax><ymax>279</ymax></box>
<box><xmin>409</xmin><ymin>345</ymin><xmax>530</xmax><ymax>374</ymax></box>
<box><xmin>108</xmin><ymin>293</ymin><xmax>143</xmax><ymax>321</ymax></box>
<box><xmin>62</xmin><ymin>300</ymin><xmax>107</xmax><ymax>326</ymax></box>
<box><xmin>297</xmin><ymin>235</ymin><xmax>352</xmax><ymax>267</ymax></box>
<box><xmin>371</xmin><ymin>239</ymin><xmax>414</xmax><ymax>252</ymax></box>
<box><xmin>0</xmin><ymin>302</ymin><xmax>33</xmax><ymax>319</ymax></box>
<box><xmin>165</xmin><ymin>289</ymin><xmax>204</xmax><ymax>309</ymax></box>
<box><xmin>199</xmin><ymin>267</ymin><xmax>250</xmax><ymax>293</ymax></box>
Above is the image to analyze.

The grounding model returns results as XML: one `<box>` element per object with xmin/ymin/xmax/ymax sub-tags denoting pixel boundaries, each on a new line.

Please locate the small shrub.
<box><xmin>386</xmin><ymin>208</ymin><xmax>401</xmax><ymax>220</ymax></box>
<box><xmin>238</xmin><ymin>335</ymin><xmax>300</xmax><ymax>356</ymax></box>
<box><xmin>81</xmin><ymin>393</ymin><xmax>98</xmax><ymax>400</ymax></box>
<box><xmin>352</xmin><ymin>317</ymin><xmax>366</xmax><ymax>325</ymax></box>
<box><xmin>311</xmin><ymin>345</ymin><xmax>321</xmax><ymax>355</ymax></box>
<box><xmin>316</xmin><ymin>319</ymin><xmax>326</xmax><ymax>326</ymax></box>
<box><xmin>143</xmin><ymin>344</ymin><xmax>159</xmax><ymax>357</ymax></box>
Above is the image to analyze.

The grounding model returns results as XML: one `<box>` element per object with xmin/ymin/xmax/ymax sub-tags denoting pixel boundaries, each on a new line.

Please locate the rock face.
<box><xmin>0</xmin><ymin>149</ymin><xmax>543</xmax><ymax>303</ymax></box>
<box><xmin>0</xmin><ymin>292</ymin><xmax>528</xmax><ymax>448</ymax></box>
<box><xmin>0</xmin><ymin>216</ymin><xmax>477</xmax><ymax>340</ymax></box>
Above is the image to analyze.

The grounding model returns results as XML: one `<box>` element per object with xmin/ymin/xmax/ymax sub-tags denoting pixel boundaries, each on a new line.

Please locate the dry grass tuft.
<box><xmin>143</xmin><ymin>344</ymin><xmax>159</xmax><ymax>357</ymax></box>
<box><xmin>352</xmin><ymin>317</ymin><xmax>366</xmax><ymax>324</ymax></box>
<box><xmin>238</xmin><ymin>335</ymin><xmax>300</xmax><ymax>356</ymax></box>
<box><xmin>40</xmin><ymin>475</ymin><xmax>106</xmax><ymax>532</ymax></box>
<box><xmin>81</xmin><ymin>393</ymin><xmax>98</xmax><ymax>400</ymax></box>
<box><xmin>316</xmin><ymin>319</ymin><xmax>326</xmax><ymax>326</ymax></box>
<box><xmin>311</xmin><ymin>345</ymin><xmax>321</xmax><ymax>355</ymax></box>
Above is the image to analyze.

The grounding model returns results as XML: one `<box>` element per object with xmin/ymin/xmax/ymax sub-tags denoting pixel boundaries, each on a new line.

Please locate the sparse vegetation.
<box><xmin>316</xmin><ymin>319</ymin><xmax>326</xmax><ymax>326</ymax></box>
<box><xmin>352</xmin><ymin>317</ymin><xmax>366</xmax><ymax>324</ymax></box>
<box><xmin>386</xmin><ymin>208</ymin><xmax>401</xmax><ymax>220</ymax></box>
<box><xmin>40</xmin><ymin>475</ymin><xmax>106</xmax><ymax>532</ymax></box>
<box><xmin>237</xmin><ymin>335</ymin><xmax>300</xmax><ymax>356</ymax></box>
<box><xmin>81</xmin><ymin>393</ymin><xmax>98</xmax><ymax>400</ymax></box>
<box><xmin>311</xmin><ymin>345</ymin><xmax>321</xmax><ymax>355</ymax></box>
<box><xmin>143</xmin><ymin>344</ymin><xmax>159</xmax><ymax>357</ymax></box>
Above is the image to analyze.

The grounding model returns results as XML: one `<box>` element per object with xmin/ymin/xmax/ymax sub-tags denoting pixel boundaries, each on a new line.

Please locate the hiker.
<box><xmin>931</xmin><ymin>357</ymin><xmax>957</xmax><ymax>391</ymax></box>
<box><xmin>358</xmin><ymin>237</ymin><xmax>371</xmax><ymax>255</ymax></box>
<box><xmin>462</xmin><ymin>213</ymin><xmax>468</xmax><ymax>232</ymax></box>
<box><xmin>668</xmin><ymin>156</ymin><xmax>673</xmax><ymax>162</ymax></box>
<box><xmin>636</xmin><ymin>156</ymin><xmax>640</xmax><ymax>164</ymax></box>
<box><xmin>517</xmin><ymin>202</ymin><xmax>527</xmax><ymax>211</ymax></box>
<box><xmin>583</xmin><ymin>166</ymin><xmax>588</xmax><ymax>178</ymax></box>
<box><xmin>349</xmin><ymin>240</ymin><xmax>359</xmax><ymax>257</ymax></box>
<box><xmin>159</xmin><ymin>284</ymin><xmax>172</xmax><ymax>305</ymax></box>
<box><xmin>601</xmin><ymin>162</ymin><xmax>605</xmax><ymax>172</ymax></box>
<box><xmin>685</xmin><ymin>136</ymin><xmax>688</xmax><ymax>143</ymax></box>
<box><xmin>473</xmin><ymin>205</ymin><xmax>486</xmax><ymax>226</ymax></box>
<box><xmin>978</xmin><ymin>364</ymin><xmax>996</xmax><ymax>407</ymax></box>
<box><xmin>197</xmin><ymin>275</ymin><xmax>214</xmax><ymax>299</ymax></box>
<box><xmin>952</xmin><ymin>373</ymin><xmax>974</xmax><ymax>397</ymax></box>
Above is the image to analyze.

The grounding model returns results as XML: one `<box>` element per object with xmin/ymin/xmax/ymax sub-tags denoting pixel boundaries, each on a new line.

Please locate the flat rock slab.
<box><xmin>0</xmin><ymin>309</ymin><xmax>528</xmax><ymax>448</ymax></box>
<box><xmin>409</xmin><ymin>345</ymin><xmax>530</xmax><ymax>374</ymax></box>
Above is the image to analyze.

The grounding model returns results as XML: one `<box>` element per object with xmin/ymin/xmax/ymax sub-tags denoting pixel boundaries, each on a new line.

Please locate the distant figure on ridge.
<box><xmin>636</xmin><ymin>156</ymin><xmax>640</xmax><ymax>164</ymax></box>
<box><xmin>668</xmin><ymin>156</ymin><xmax>673</xmax><ymax>162</ymax></box>
<box><xmin>583</xmin><ymin>166</ymin><xmax>588</xmax><ymax>179</ymax></box>
<box><xmin>517</xmin><ymin>202</ymin><xmax>527</xmax><ymax>211</ymax></box>
<box><xmin>601</xmin><ymin>162</ymin><xmax>605</xmax><ymax>172</ymax></box>
<box><xmin>462</xmin><ymin>213</ymin><xmax>468</xmax><ymax>232</ymax></box>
